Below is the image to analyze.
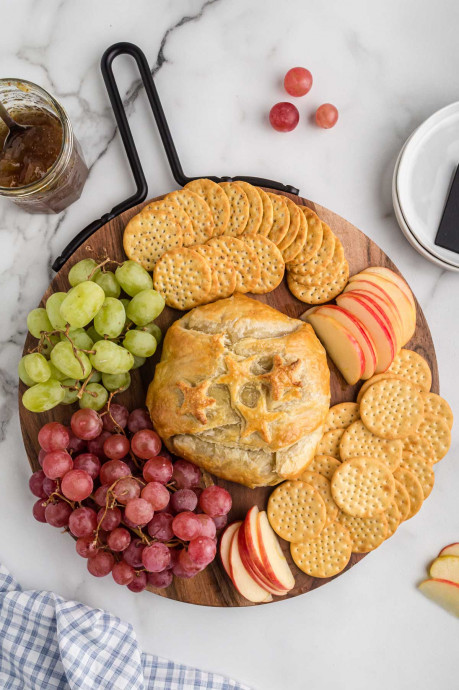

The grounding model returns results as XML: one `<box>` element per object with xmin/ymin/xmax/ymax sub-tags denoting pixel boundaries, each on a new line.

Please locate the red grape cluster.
<box><xmin>30</xmin><ymin>405</ymin><xmax>232</xmax><ymax>593</ymax></box>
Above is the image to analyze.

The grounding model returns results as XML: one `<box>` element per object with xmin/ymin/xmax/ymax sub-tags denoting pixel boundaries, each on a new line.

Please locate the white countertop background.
<box><xmin>1</xmin><ymin>1</ymin><xmax>459</xmax><ymax>688</ymax></box>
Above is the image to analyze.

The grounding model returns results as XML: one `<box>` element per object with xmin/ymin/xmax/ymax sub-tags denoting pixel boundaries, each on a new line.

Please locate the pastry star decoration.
<box><xmin>177</xmin><ymin>380</ymin><xmax>216</xmax><ymax>425</ymax></box>
<box><xmin>260</xmin><ymin>355</ymin><xmax>303</xmax><ymax>401</ymax></box>
<box><xmin>239</xmin><ymin>394</ymin><xmax>280</xmax><ymax>444</ymax></box>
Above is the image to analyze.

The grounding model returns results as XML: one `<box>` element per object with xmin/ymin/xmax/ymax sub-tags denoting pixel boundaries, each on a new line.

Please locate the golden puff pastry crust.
<box><xmin>147</xmin><ymin>294</ymin><xmax>330</xmax><ymax>488</ymax></box>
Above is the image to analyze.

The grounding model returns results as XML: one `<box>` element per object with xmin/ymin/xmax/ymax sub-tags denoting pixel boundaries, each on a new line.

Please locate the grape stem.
<box><xmin>76</xmin><ymin>369</ymin><xmax>96</xmax><ymax>400</ymax></box>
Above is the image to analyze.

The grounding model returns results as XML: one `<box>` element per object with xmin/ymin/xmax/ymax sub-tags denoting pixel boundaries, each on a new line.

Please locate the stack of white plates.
<box><xmin>392</xmin><ymin>102</ymin><xmax>459</xmax><ymax>272</ymax></box>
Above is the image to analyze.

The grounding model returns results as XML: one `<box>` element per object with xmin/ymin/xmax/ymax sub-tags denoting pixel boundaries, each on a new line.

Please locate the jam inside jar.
<box><xmin>0</xmin><ymin>79</ymin><xmax>88</xmax><ymax>213</ymax></box>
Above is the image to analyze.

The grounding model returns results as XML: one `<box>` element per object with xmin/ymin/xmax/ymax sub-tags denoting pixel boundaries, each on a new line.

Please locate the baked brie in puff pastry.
<box><xmin>147</xmin><ymin>294</ymin><xmax>330</xmax><ymax>488</ymax></box>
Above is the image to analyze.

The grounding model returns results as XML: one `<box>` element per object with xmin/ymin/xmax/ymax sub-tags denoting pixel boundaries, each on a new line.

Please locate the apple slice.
<box><xmin>303</xmin><ymin>304</ymin><xmax>377</xmax><ymax>379</ymax></box>
<box><xmin>430</xmin><ymin>556</ymin><xmax>459</xmax><ymax>584</ymax></box>
<box><xmin>229</xmin><ymin>526</ymin><xmax>273</xmax><ymax>603</ymax></box>
<box><xmin>257</xmin><ymin>511</ymin><xmax>295</xmax><ymax>591</ymax></box>
<box><xmin>342</xmin><ymin>290</ymin><xmax>399</xmax><ymax>351</ymax></box>
<box><xmin>439</xmin><ymin>543</ymin><xmax>459</xmax><ymax>557</ymax></box>
<box><xmin>418</xmin><ymin>578</ymin><xmax>459</xmax><ymax>617</ymax></box>
<box><xmin>344</xmin><ymin>283</ymin><xmax>404</xmax><ymax>349</ymax></box>
<box><xmin>361</xmin><ymin>267</ymin><xmax>416</xmax><ymax>311</ymax></box>
<box><xmin>220</xmin><ymin>521</ymin><xmax>242</xmax><ymax>578</ymax></box>
<box><xmin>305</xmin><ymin>312</ymin><xmax>365</xmax><ymax>384</ymax></box>
<box><xmin>336</xmin><ymin>291</ymin><xmax>396</xmax><ymax>373</ymax></box>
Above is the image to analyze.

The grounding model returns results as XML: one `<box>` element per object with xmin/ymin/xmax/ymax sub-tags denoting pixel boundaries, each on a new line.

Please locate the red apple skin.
<box><xmin>345</xmin><ymin>283</ymin><xmax>403</xmax><ymax>346</ymax></box>
<box><xmin>439</xmin><ymin>543</ymin><xmax>459</xmax><ymax>557</ymax></box>
<box><xmin>361</xmin><ymin>267</ymin><xmax>415</xmax><ymax>310</ymax></box>
<box><xmin>257</xmin><ymin>512</ymin><xmax>295</xmax><ymax>591</ymax></box>
<box><xmin>229</xmin><ymin>527</ymin><xmax>272</xmax><ymax>603</ymax></box>
<box><xmin>347</xmin><ymin>288</ymin><xmax>403</xmax><ymax>351</ymax></box>
<box><xmin>344</xmin><ymin>290</ymin><xmax>398</xmax><ymax>349</ymax></box>
<box><xmin>238</xmin><ymin>518</ymin><xmax>287</xmax><ymax>595</ymax></box>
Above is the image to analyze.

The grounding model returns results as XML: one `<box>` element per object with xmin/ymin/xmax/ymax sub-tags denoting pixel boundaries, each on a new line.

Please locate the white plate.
<box><xmin>394</xmin><ymin>102</ymin><xmax>459</xmax><ymax>270</ymax></box>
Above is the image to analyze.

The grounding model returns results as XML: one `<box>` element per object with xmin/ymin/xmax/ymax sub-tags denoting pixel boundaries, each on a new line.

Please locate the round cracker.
<box><xmin>308</xmin><ymin>455</ymin><xmax>342</xmax><ymax>481</ymax></box>
<box><xmin>337</xmin><ymin>511</ymin><xmax>388</xmax><ymax>552</ymax></box>
<box><xmin>219</xmin><ymin>182</ymin><xmax>249</xmax><ymax>236</ymax></box>
<box><xmin>393</xmin><ymin>479</ymin><xmax>411</xmax><ymax>522</ymax></box>
<box><xmin>236</xmin><ymin>181</ymin><xmax>263</xmax><ymax>235</ymax></box>
<box><xmin>331</xmin><ymin>456</ymin><xmax>395</xmax><ymax>518</ymax></box>
<box><xmin>193</xmin><ymin>244</ymin><xmax>236</xmax><ymax>300</ymax></box>
<box><xmin>207</xmin><ymin>236</ymin><xmax>260</xmax><ymax>293</ymax></box>
<box><xmin>360</xmin><ymin>378</ymin><xmax>425</xmax><ymax>439</ymax></box>
<box><xmin>153</xmin><ymin>247</ymin><xmax>212</xmax><ymax>310</ymax></box>
<box><xmin>316</xmin><ymin>428</ymin><xmax>345</xmax><ymax>460</ymax></box>
<box><xmin>357</xmin><ymin>373</ymin><xmax>410</xmax><ymax>404</ymax></box>
<box><xmin>339</xmin><ymin>420</ymin><xmax>402</xmax><ymax>471</ymax></box>
<box><xmin>287</xmin><ymin>207</ymin><xmax>323</xmax><ymax>265</ymax></box>
<box><xmin>290</xmin><ymin>521</ymin><xmax>352</xmax><ymax>578</ymax></box>
<box><xmin>123</xmin><ymin>209</ymin><xmax>183</xmax><ymax>271</ymax></box>
<box><xmin>400</xmin><ymin>452</ymin><xmax>435</xmax><ymax>499</ymax></box>
<box><xmin>287</xmin><ymin>257</ymin><xmax>349</xmax><ymax>305</ymax></box>
<box><xmin>298</xmin><ymin>471</ymin><xmax>339</xmax><ymax>524</ymax></box>
<box><xmin>289</xmin><ymin>223</ymin><xmax>336</xmax><ymax>276</ymax></box>
<box><xmin>267</xmin><ymin>480</ymin><xmax>326</xmax><ymax>543</ymax></box>
<box><xmin>282</xmin><ymin>204</ymin><xmax>307</xmax><ymax>263</ymax></box>
<box><xmin>393</xmin><ymin>467</ymin><xmax>423</xmax><ymax>519</ymax></box>
<box><xmin>387</xmin><ymin>349</ymin><xmax>432</xmax><ymax>392</ymax></box>
<box><xmin>385</xmin><ymin>501</ymin><xmax>401</xmax><ymax>538</ymax></box>
<box><xmin>287</xmin><ymin>236</ymin><xmax>344</xmax><ymax>286</ymax></box>
<box><xmin>401</xmin><ymin>434</ymin><xmax>435</xmax><ymax>462</ymax></box>
<box><xmin>266</xmin><ymin>193</ymin><xmax>290</xmax><ymax>246</ymax></box>
<box><xmin>422</xmin><ymin>392</ymin><xmax>453</xmax><ymax>430</ymax></box>
<box><xmin>277</xmin><ymin>198</ymin><xmax>301</xmax><ymax>251</ymax></box>
<box><xmin>417</xmin><ymin>415</ymin><xmax>451</xmax><ymax>463</ymax></box>
<box><xmin>242</xmin><ymin>234</ymin><xmax>285</xmax><ymax>294</ymax></box>
<box><xmin>144</xmin><ymin>197</ymin><xmax>193</xmax><ymax>242</ymax></box>
<box><xmin>167</xmin><ymin>189</ymin><xmax>214</xmax><ymax>245</ymax></box>
<box><xmin>185</xmin><ymin>178</ymin><xmax>230</xmax><ymax>236</ymax></box>
<box><xmin>257</xmin><ymin>187</ymin><xmax>274</xmax><ymax>237</ymax></box>
<box><xmin>324</xmin><ymin>403</ymin><xmax>360</xmax><ymax>433</ymax></box>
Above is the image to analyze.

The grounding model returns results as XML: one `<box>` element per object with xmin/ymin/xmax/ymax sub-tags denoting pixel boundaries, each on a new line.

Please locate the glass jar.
<box><xmin>0</xmin><ymin>79</ymin><xmax>88</xmax><ymax>213</ymax></box>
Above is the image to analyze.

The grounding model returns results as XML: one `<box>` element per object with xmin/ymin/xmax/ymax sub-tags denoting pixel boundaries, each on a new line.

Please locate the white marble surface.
<box><xmin>1</xmin><ymin>0</ymin><xmax>459</xmax><ymax>688</ymax></box>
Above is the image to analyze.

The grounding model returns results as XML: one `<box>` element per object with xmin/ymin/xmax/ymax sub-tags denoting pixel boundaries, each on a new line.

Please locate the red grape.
<box><xmin>199</xmin><ymin>486</ymin><xmax>232</xmax><ymax>517</ymax></box>
<box><xmin>147</xmin><ymin>569</ymin><xmax>173</xmax><ymax>589</ymax></box>
<box><xmin>43</xmin><ymin>477</ymin><xmax>58</xmax><ymax>497</ymax></box>
<box><xmin>124</xmin><ymin>497</ymin><xmax>154</xmax><ymax>526</ymax></box>
<box><xmin>212</xmin><ymin>514</ymin><xmax>228</xmax><ymax>530</ymax></box>
<box><xmin>97</xmin><ymin>506</ymin><xmax>121</xmax><ymax>531</ymax></box>
<box><xmin>127</xmin><ymin>571</ymin><xmax>147</xmax><ymax>593</ymax></box>
<box><xmin>99</xmin><ymin>459</ymin><xmax>130</xmax><ymax>486</ymax></box>
<box><xmin>32</xmin><ymin>499</ymin><xmax>47</xmax><ymax>523</ymax></box>
<box><xmin>94</xmin><ymin>484</ymin><xmax>110</xmax><ymax>507</ymax></box>
<box><xmin>38</xmin><ymin>422</ymin><xmax>69</xmax><ymax>452</ymax></box>
<box><xmin>68</xmin><ymin>506</ymin><xmax>97</xmax><ymax>537</ymax></box>
<box><xmin>71</xmin><ymin>409</ymin><xmax>103</xmax><ymax>440</ymax></box>
<box><xmin>113</xmin><ymin>477</ymin><xmax>140</xmax><ymax>505</ymax></box>
<box><xmin>87</xmin><ymin>551</ymin><xmax>115</xmax><ymax>577</ymax></box>
<box><xmin>66</xmin><ymin>427</ymin><xmax>86</xmax><ymax>454</ymax></box>
<box><xmin>174</xmin><ymin>549</ymin><xmax>203</xmax><ymax>578</ymax></box>
<box><xmin>73</xmin><ymin>453</ymin><xmax>100</xmax><ymax>480</ymax></box>
<box><xmin>315</xmin><ymin>103</ymin><xmax>339</xmax><ymax>129</ymax></box>
<box><xmin>269</xmin><ymin>102</ymin><xmax>299</xmax><ymax>132</ymax></box>
<box><xmin>172</xmin><ymin>460</ymin><xmax>201</xmax><ymax>489</ymax></box>
<box><xmin>131</xmin><ymin>429</ymin><xmax>161</xmax><ymax>459</ymax></box>
<box><xmin>112</xmin><ymin>561</ymin><xmax>135</xmax><ymax>586</ymax></box>
<box><xmin>142</xmin><ymin>542</ymin><xmax>171</xmax><ymax>572</ymax></box>
<box><xmin>128</xmin><ymin>408</ymin><xmax>153</xmax><ymax>433</ymax></box>
<box><xmin>42</xmin><ymin>450</ymin><xmax>73</xmax><ymax>480</ymax></box>
<box><xmin>29</xmin><ymin>470</ymin><xmax>47</xmax><ymax>498</ymax></box>
<box><xmin>141</xmin><ymin>482</ymin><xmax>170</xmax><ymax>511</ymax></box>
<box><xmin>167</xmin><ymin>548</ymin><xmax>179</xmax><ymax>570</ymax></box>
<box><xmin>143</xmin><ymin>456</ymin><xmax>173</xmax><ymax>484</ymax></box>
<box><xmin>107</xmin><ymin>527</ymin><xmax>131</xmax><ymax>552</ymax></box>
<box><xmin>196</xmin><ymin>514</ymin><xmax>217</xmax><ymax>539</ymax></box>
<box><xmin>76</xmin><ymin>536</ymin><xmax>99</xmax><ymax>558</ymax></box>
<box><xmin>103</xmin><ymin>434</ymin><xmax>130</xmax><ymax>461</ymax></box>
<box><xmin>147</xmin><ymin>513</ymin><xmax>174</xmax><ymax>542</ymax></box>
<box><xmin>123</xmin><ymin>539</ymin><xmax>145</xmax><ymax>568</ymax></box>
<box><xmin>170</xmin><ymin>488</ymin><xmax>197</xmax><ymax>513</ymax></box>
<box><xmin>188</xmin><ymin>536</ymin><xmax>217</xmax><ymax>566</ymax></box>
<box><xmin>87</xmin><ymin>431</ymin><xmax>111</xmax><ymax>458</ymax></box>
<box><xmin>38</xmin><ymin>449</ymin><xmax>46</xmax><ymax>467</ymax></box>
<box><xmin>45</xmin><ymin>501</ymin><xmax>72</xmax><ymax>527</ymax></box>
<box><xmin>172</xmin><ymin>512</ymin><xmax>201</xmax><ymax>541</ymax></box>
<box><xmin>102</xmin><ymin>403</ymin><xmax>129</xmax><ymax>432</ymax></box>
<box><xmin>284</xmin><ymin>67</ymin><xmax>313</xmax><ymax>97</ymax></box>
<box><xmin>61</xmin><ymin>470</ymin><xmax>93</xmax><ymax>502</ymax></box>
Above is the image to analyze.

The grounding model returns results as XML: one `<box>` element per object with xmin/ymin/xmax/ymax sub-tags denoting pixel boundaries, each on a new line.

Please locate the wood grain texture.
<box><xmin>19</xmin><ymin>190</ymin><xmax>439</xmax><ymax>607</ymax></box>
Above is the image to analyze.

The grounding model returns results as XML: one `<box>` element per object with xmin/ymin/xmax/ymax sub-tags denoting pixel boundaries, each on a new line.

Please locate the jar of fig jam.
<box><xmin>0</xmin><ymin>79</ymin><xmax>88</xmax><ymax>213</ymax></box>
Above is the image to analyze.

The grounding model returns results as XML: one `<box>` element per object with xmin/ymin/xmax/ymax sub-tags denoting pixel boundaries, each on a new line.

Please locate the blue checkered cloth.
<box><xmin>0</xmin><ymin>564</ymin><xmax>251</xmax><ymax>690</ymax></box>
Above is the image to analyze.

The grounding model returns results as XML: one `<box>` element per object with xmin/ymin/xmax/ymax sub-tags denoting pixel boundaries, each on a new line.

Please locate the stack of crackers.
<box><xmin>267</xmin><ymin>348</ymin><xmax>453</xmax><ymax>579</ymax></box>
<box><xmin>122</xmin><ymin>178</ymin><xmax>349</xmax><ymax>310</ymax></box>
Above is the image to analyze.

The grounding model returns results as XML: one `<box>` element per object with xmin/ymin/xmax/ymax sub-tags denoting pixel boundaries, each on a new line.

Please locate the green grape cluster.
<box><xmin>20</xmin><ymin>259</ymin><xmax>164</xmax><ymax>414</ymax></box>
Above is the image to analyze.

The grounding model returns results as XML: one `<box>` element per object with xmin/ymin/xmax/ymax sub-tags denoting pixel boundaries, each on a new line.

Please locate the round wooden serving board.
<box><xmin>20</xmin><ymin>190</ymin><xmax>439</xmax><ymax>607</ymax></box>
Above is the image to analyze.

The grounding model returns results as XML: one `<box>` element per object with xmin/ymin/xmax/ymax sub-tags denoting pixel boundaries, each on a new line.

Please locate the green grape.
<box><xmin>68</xmin><ymin>258</ymin><xmax>100</xmax><ymax>287</ymax></box>
<box><xmin>48</xmin><ymin>362</ymin><xmax>68</xmax><ymax>381</ymax></box>
<box><xmin>123</xmin><ymin>329</ymin><xmax>157</xmax><ymax>357</ymax></box>
<box><xmin>90</xmin><ymin>340</ymin><xmax>134</xmax><ymax>374</ymax></box>
<box><xmin>60</xmin><ymin>281</ymin><xmax>105</xmax><ymax>328</ymax></box>
<box><xmin>27</xmin><ymin>308</ymin><xmax>53</xmax><ymax>339</ymax></box>
<box><xmin>137</xmin><ymin>321</ymin><xmax>162</xmax><ymax>344</ymax></box>
<box><xmin>61</xmin><ymin>327</ymin><xmax>94</xmax><ymax>351</ymax></box>
<box><xmin>22</xmin><ymin>379</ymin><xmax>65</xmax><ymax>412</ymax></box>
<box><xmin>93</xmin><ymin>271</ymin><xmax>121</xmax><ymax>298</ymax></box>
<box><xmin>79</xmin><ymin>383</ymin><xmax>108</xmax><ymax>410</ymax></box>
<box><xmin>130</xmin><ymin>355</ymin><xmax>146</xmax><ymax>370</ymax></box>
<box><xmin>126</xmin><ymin>289</ymin><xmax>165</xmax><ymax>326</ymax></box>
<box><xmin>23</xmin><ymin>353</ymin><xmax>51</xmax><ymax>383</ymax></box>
<box><xmin>120</xmin><ymin>298</ymin><xmax>130</xmax><ymax>311</ymax></box>
<box><xmin>18</xmin><ymin>357</ymin><xmax>36</xmax><ymax>386</ymax></box>
<box><xmin>39</xmin><ymin>334</ymin><xmax>60</xmax><ymax>358</ymax></box>
<box><xmin>115</xmin><ymin>260</ymin><xmax>153</xmax><ymax>296</ymax></box>
<box><xmin>51</xmin><ymin>341</ymin><xmax>92</xmax><ymax>380</ymax></box>
<box><xmin>89</xmin><ymin>370</ymin><xmax>102</xmax><ymax>383</ymax></box>
<box><xmin>86</xmin><ymin>325</ymin><xmax>100</xmax><ymax>343</ymax></box>
<box><xmin>61</xmin><ymin>379</ymin><xmax>80</xmax><ymax>404</ymax></box>
<box><xmin>102</xmin><ymin>372</ymin><xmax>131</xmax><ymax>392</ymax></box>
<box><xmin>46</xmin><ymin>292</ymin><xmax>68</xmax><ymax>329</ymax></box>
<box><xmin>94</xmin><ymin>298</ymin><xmax>125</xmax><ymax>338</ymax></box>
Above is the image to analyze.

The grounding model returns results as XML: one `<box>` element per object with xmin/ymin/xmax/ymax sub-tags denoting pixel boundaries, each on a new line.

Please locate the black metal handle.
<box><xmin>52</xmin><ymin>42</ymin><xmax>299</xmax><ymax>271</ymax></box>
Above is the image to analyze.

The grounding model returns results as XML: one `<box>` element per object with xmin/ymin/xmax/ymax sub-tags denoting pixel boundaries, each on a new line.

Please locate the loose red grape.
<box><xmin>94</xmin><ymin>484</ymin><xmax>110</xmax><ymax>507</ymax></box>
<box><xmin>87</xmin><ymin>551</ymin><xmax>115</xmax><ymax>577</ymax></box>
<box><xmin>43</xmin><ymin>477</ymin><xmax>58</xmax><ymax>497</ymax></box>
<box><xmin>269</xmin><ymin>102</ymin><xmax>299</xmax><ymax>132</ymax></box>
<box><xmin>212</xmin><ymin>514</ymin><xmax>228</xmax><ymax>530</ymax></box>
<box><xmin>142</xmin><ymin>542</ymin><xmax>171</xmax><ymax>572</ymax></box>
<box><xmin>127</xmin><ymin>408</ymin><xmax>153</xmax><ymax>433</ymax></box>
<box><xmin>113</xmin><ymin>477</ymin><xmax>140</xmax><ymax>505</ymax></box>
<box><xmin>147</xmin><ymin>513</ymin><xmax>174</xmax><ymax>542</ymax></box>
<box><xmin>141</xmin><ymin>482</ymin><xmax>170</xmax><ymax>511</ymax></box>
<box><xmin>107</xmin><ymin>527</ymin><xmax>131</xmax><ymax>552</ymax></box>
<box><xmin>315</xmin><ymin>103</ymin><xmax>339</xmax><ymax>129</ymax></box>
<box><xmin>66</xmin><ymin>427</ymin><xmax>86</xmax><ymax>454</ymax></box>
<box><xmin>32</xmin><ymin>499</ymin><xmax>47</xmax><ymax>523</ymax></box>
<box><xmin>42</xmin><ymin>450</ymin><xmax>73</xmax><ymax>480</ymax></box>
<box><xmin>76</xmin><ymin>536</ymin><xmax>99</xmax><ymax>558</ymax></box>
<box><xmin>68</xmin><ymin>506</ymin><xmax>98</xmax><ymax>537</ymax></box>
<box><xmin>196</xmin><ymin>514</ymin><xmax>217</xmax><ymax>539</ymax></box>
<box><xmin>38</xmin><ymin>422</ymin><xmax>69</xmax><ymax>452</ymax></box>
<box><xmin>99</xmin><ymin>459</ymin><xmax>130</xmax><ymax>486</ymax></box>
<box><xmin>38</xmin><ymin>449</ymin><xmax>46</xmax><ymax>467</ymax></box>
<box><xmin>87</xmin><ymin>431</ymin><xmax>111</xmax><ymax>458</ymax></box>
<box><xmin>188</xmin><ymin>536</ymin><xmax>217</xmax><ymax>566</ymax></box>
<box><xmin>29</xmin><ymin>470</ymin><xmax>47</xmax><ymax>498</ymax></box>
<box><xmin>143</xmin><ymin>456</ymin><xmax>173</xmax><ymax>484</ymax></box>
<box><xmin>71</xmin><ymin>409</ymin><xmax>103</xmax><ymax>440</ymax></box>
<box><xmin>102</xmin><ymin>403</ymin><xmax>129</xmax><ymax>432</ymax></box>
<box><xmin>103</xmin><ymin>434</ymin><xmax>130</xmax><ymax>461</ymax></box>
<box><xmin>61</xmin><ymin>470</ymin><xmax>93</xmax><ymax>502</ymax></box>
<box><xmin>97</xmin><ymin>506</ymin><xmax>121</xmax><ymax>531</ymax></box>
<box><xmin>131</xmin><ymin>429</ymin><xmax>161</xmax><ymax>459</ymax></box>
<box><xmin>73</xmin><ymin>453</ymin><xmax>100</xmax><ymax>480</ymax></box>
<box><xmin>147</xmin><ymin>569</ymin><xmax>173</xmax><ymax>589</ymax></box>
<box><xmin>172</xmin><ymin>460</ymin><xmax>201</xmax><ymax>489</ymax></box>
<box><xmin>123</xmin><ymin>539</ymin><xmax>145</xmax><ymax>568</ymax></box>
<box><xmin>124</xmin><ymin>497</ymin><xmax>153</xmax><ymax>526</ymax></box>
<box><xmin>45</xmin><ymin>501</ymin><xmax>72</xmax><ymax>527</ymax></box>
<box><xmin>199</xmin><ymin>486</ymin><xmax>232</xmax><ymax>517</ymax></box>
<box><xmin>170</xmin><ymin>488</ymin><xmax>197</xmax><ymax>513</ymax></box>
<box><xmin>112</xmin><ymin>561</ymin><xmax>135</xmax><ymax>586</ymax></box>
<box><xmin>127</xmin><ymin>570</ymin><xmax>147</xmax><ymax>592</ymax></box>
<box><xmin>284</xmin><ymin>67</ymin><xmax>313</xmax><ymax>97</ymax></box>
<box><xmin>172</xmin><ymin>512</ymin><xmax>201</xmax><ymax>541</ymax></box>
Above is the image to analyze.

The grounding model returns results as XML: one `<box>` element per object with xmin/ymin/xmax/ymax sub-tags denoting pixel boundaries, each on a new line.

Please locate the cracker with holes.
<box><xmin>287</xmin><ymin>207</ymin><xmax>323</xmax><ymax>266</ymax></box>
<box><xmin>185</xmin><ymin>178</ymin><xmax>230</xmax><ymax>236</ymax></box>
<box><xmin>400</xmin><ymin>452</ymin><xmax>435</xmax><ymax>499</ymax></box>
<box><xmin>308</xmin><ymin>455</ymin><xmax>341</xmax><ymax>481</ymax></box>
<box><xmin>123</xmin><ymin>210</ymin><xmax>183</xmax><ymax>271</ymax></box>
<box><xmin>357</xmin><ymin>373</ymin><xmax>410</xmax><ymax>404</ymax></box>
<box><xmin>267</xmin><ymin>480</ymin><xmax>327</xmax><ymax>543</ymax></box>
<box><xmin>417</xmin><ymin>415</ymin><xmax>451</xmax><ymax>463</ymax></box>
<box><xmin>236</xmin><ymin>181</ymin><xmax>263</xmax><ymax>235</ymax></box>
<box><xmin>331</xmin><ymin>456</ymin><xmax>395</xmax><ymax>517</ymax></box>
<box><xmin>282</xmin><ymin>204</ymin><xmax>307</xmax><ymax>262</ymax></box>
<box><xmin>422</xmin><ymin>392</ymin><xmax>453</xmax><ymax>430</ymax></box>
<box><xmin>167</xmin><ymin>189</ymin><xmax>214</xmax><ymax>245</ymax></box>
<box><xmin>393</xmin><ymin>479</ymin><xmax>411</xmax><ymax>522</ymax></box>
<box><xmin>339</xmin><ymin>420</ymin><xmax>402</xmax><ymax>471</ymax></box>
<box><xmin>360</xmin><ymin>378</ymin><xmax>425</xmax><ymax>439</ymax></box>
<box><xmin>242</xmin><ymin>235</ymin><xmax>285</xmax><ymax>293</ymax></box>
<box><xmin>193</xmin><ymin>243</ymin><xmax>236</xmax><ymax>301</ymax></box>
<box><xmin>337</xmin><ymin>511</ymin><xmax>388</xmax><ymax>552</ymax></box>
<box><xmin>287</xmin><ymin>245</ymin><xmax>349</xmax><ymax>305</ymax></box>
<box><xmin>257</xmin><ymin>187</ymin><xmax>274</xmax><ymax>237</ymax></box>
<box><xmin>316</xmin><ymin>428</ymin><xmax>345</xmax><ymax>459</ymax></box>
<box><xmin>387</xmin><ymin>349</ymin><xmax>432</xmax><ymax>392</ymax></box>
<box><xmin>298</xmin><ymin>471</ymin><xmax>339</xmax><ymax>524</ymax></box>
<box><xmin>277</xmin><ymin>197</ymin><xmax>301</xmax><ymax>252</ymax></box>
<box><xmin>393</xmin><ymin>467</ymin><xmax>423</xmax><ymax>519</ymax></box>
<box><xmin>324</xmin><ymin>402</ymin><xmax>360</xmax><ymax>433</ymax></box>
<box><xmin>266</xmin><ymin>192</ymin><xmax>290</xmax><ymax>246</ymax></box>
<box><xmin>219</xmin><ymin>182</ymin><xmax>249</xmax><ymax>236</ymax></box>
<box><xmin>401</xmin><ymin>434</ymin><xmax>435</xmax><ymax>462</ymax></box>
<box><xmin>207</xmin><ymin>236</ymin><xmax>260</xmax><ymax>293</ymax></box>
<box><xmin>289</xmin><ymin>223</ymin><xmax>336</xmax><ymax>276</ymax></box>
<box><xmin>385</xmin><ymin>501</ymin><xmax>401</xmax><ymax>538</ymax></box>
<box><xmin>143</xmin><ymin>197</ymin><xmax>193</xmax><ymax>242</ymax></box>
<box><xmin>290</xmin><ymin>521</ymin><xmax>352</xmax><ymax>578</ymax></box>
<box><xmin>153</xmin><ymin>247</ymin><xmax>212</xmax><ymax>310</ymax></box>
